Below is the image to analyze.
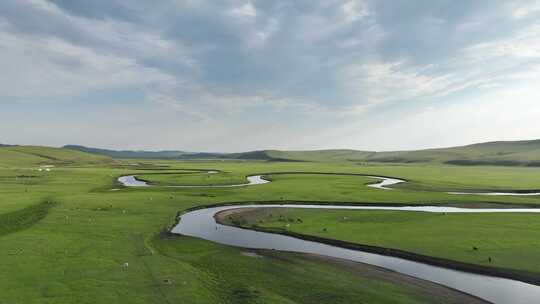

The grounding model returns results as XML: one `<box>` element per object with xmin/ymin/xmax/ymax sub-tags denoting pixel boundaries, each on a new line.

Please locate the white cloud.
<box><xmin>341</xmin><ymin>0</ymin><xmax>369</xmax><ymax>22</ymax></box>
<box><xmin>2</xmin><ymin>0</ymin><xmax>540</xmax><ymax>151</ymax></box>
<box><xmin>341</xmin><ymin>61</ymin><xmax>458</xmax><ymax>106</ymax></box>
<box><xmin>253</xmin><ymin>18</ymin><xmax>280</xmax><ymax>45</ymax></box>
<box><xmin>512</xmin><ymin>1</ymin><xmax>540</xmax><ymax>19</ymax></box>
<box><xmin>229</xmin><ymin>2</ymin><xmax>257</xmax><ymax>18</ymax></box>
<box><xmin>329</xmin><ymin>83</ymin><xmax>540</xmax><ymax>151</ymax></box>
<box><xmin>26</xmin><ymin>0</ymin><xmax>63</xmax><ymax>14</ymax></box>
<box><xmin>0</xmin><ymin>23</ymin><xmax>176</xmax><ymax>97</ymax></box>
<box><xmin>148</xmin><ymin>80</ymin><xmax>324</xmax><ymax>121</ymax></box>
<box><xmin>339</xmin><ymin>21</ymin><xmax>540</xmax><ymax>110</ymax></box>
<box><xmin>464</xmin><ymin>25</ymin><xmax>540</xmax><ymax>59</ymax></box>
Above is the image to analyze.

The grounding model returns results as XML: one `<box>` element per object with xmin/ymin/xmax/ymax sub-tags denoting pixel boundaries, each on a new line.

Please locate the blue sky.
<box><xmin>1</xmin><ymin>0</ymin><xmax>540</xmax><ymax>152</ymax></box>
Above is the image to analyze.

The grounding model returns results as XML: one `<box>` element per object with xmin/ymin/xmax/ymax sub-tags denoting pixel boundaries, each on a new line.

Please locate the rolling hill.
<box><xmin>262</xmin><ymin>140</ymin><xmax>540</xmax><ymax>166</ymax></box>
<box><xmin>223</xmin><ymin>140</ymin><xmax>540</xmax><ymax>166</ymax></box>
<box><xmin>63</xmin><ymin>145</ymin><xmax>191</xmax><ymax>159</ymax></box>
<box><xmin>0</xmin><ymin>145</ymin><xmax>113</xmax><ymax>167</ymax></box>
<box><xmin>362</xmin><ymin>139</ymin><xmax>540</xmax><ymax>166</ymax></box>
<box><xmin>63</xmin><ymin>139</ymin><xmax>540</xmax><ymax>166</ymax></box>
<box><xmin>63</xmin><ymin>145</ymin><xmax>276</xmax><ymax>161</ymax></box>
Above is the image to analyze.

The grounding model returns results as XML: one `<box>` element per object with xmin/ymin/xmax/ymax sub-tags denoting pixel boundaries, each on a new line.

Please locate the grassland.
<box><xmin>1</xmin><ymin>146</ymin><xmax>540</xmax><ymax>303</ymax></box>
<box><xmin>223</xmin><ymin>208</ymin><xmax>540</xmax><ymax>279</ymax></box>
<box><xmin>0</xmin><ymin>145</ymin><xmax>113</xmax><ymax>167</ymax></box>
<box><xmin>136</xmin><ymin>171</ymin><xmax>247</xmax><ymax>186</ymax></box>
<box><xmin>0</xmin><ymin>200</ymin><xmax>56</xmax><ymax>237</ymax></box>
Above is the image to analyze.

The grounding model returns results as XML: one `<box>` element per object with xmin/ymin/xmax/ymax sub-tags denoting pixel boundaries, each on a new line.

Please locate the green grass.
<box><xmin>0</xmin><ymin>200</ymin><xmax>56</xmax><ymax>237</ymax></box>
<box><xmin>0</xmin><ymin>168</ymin><xmax>447</xmax><ymax>303</ymax></box>
<box><xmin>1</xmin><ymin>146</ymin><xmax>540</xmax><ymax>302</ymax></box>
<box><xmin>229</xmin><ymin>208</ymin><xmax>540</xmax><ymax>276</ymax></box>
<box><xmin>137</xmin><ymin>171</ymin><xmax>247</xmax><ymax>186</ymax></box>
<box><xmin>151</xmin><ymin>235</ymin><xmax>439</xmax><ymax>304</ymax></box>
<box><xmin>129</xmin><ymin>162</ymin><xmax>540</xmax><ymax>196</ymax></box>
<box><xmin>0</xmin><ymin>146</ymin><xmax>113</xmax><ymax>167</ymax></box>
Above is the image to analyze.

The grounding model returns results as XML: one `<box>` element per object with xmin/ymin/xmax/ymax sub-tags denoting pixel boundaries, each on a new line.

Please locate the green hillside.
<box><xmin>63</xmin><ymin>145</ymin><xmax>191</xmax><ymax>159</ymax></box>
<box><xmin>364</xmin><ymin>140</ymin><xmax>540</xmax><ymax>166</ymax></box>
<box><xmin>255</xmin><ymin>140</ymin><xmax>540</xmax><ymax>165</ymax></box>
<box><xmin>0</xmin><ymin>146</ymin><xmax>113</xmax><ymax>167</ymax></box>
<box><xmin>62</xmin><ymin>139</ymin><xmax>540</xmax><ymax>166</ymax></box>
<box><xmin>265</xmin><ymin>149</ymin><xmax>373</xmax><ymax>162</ymax></box>
<box><xmin>63</xmin><ymin>145</ymin><xmax>268</xmax><ymax>160</ymax></box>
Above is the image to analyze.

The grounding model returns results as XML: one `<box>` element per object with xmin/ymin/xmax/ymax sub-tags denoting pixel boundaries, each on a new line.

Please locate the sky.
<box><xmin>1</xmin><ymin>0</ymin><xmax>540</xmax><ymax>152</ymax></box>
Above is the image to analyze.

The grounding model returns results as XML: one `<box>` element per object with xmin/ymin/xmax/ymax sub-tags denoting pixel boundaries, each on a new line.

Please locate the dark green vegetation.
<box><xmin>224</xmin><ymin>208</ymin><xmax>540</xmax><ymax>281</ymax></box>
<box><xmin>0</xmin><ymin>200</ymin><xmax>55</xmax><ymax>237</ymax></box>
<box><xmin>1</xmin><ymin>144</ymin><xmax>540</xmax><ymax>303</ymax></box>
<box><xmin>66</xmin><ymin>139</ymin><xmax>540</xmax><ymax>166</ymax></box>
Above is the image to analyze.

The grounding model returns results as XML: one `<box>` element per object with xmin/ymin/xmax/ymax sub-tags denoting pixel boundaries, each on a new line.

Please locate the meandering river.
<box><xmin>172</xmin><ymin>204</ymin><xmax>540</xmax><ymax>304</ymax></box>
<box><xmin>117</xmin><ymin>171</ymin><xmax>540</xmax><ymax>302</ymax></box>
<box><xmin>118</xmin><ymin>174</ymin><xmax>269</xmax><ymax>188</ymax></box>
<box><xmin>118</xmin><ymin>172</ymin><xmax>540</xmax><ymax>196</ymax></box>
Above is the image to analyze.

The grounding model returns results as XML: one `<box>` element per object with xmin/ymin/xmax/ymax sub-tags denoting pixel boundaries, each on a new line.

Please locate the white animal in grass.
<box><xmin>122</xmin><ymin>262</ymin><xmax>129</xmax><ymax>269</ymax></box>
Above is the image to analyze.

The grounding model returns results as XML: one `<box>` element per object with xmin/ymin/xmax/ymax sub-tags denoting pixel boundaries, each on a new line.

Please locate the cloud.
<box><xmin>464</xmin><ymin>24</ymin><xmax>540</xmax><ymax>59</ymax></box>
<box><xmin>148</xmin><ymin>80</ymin><xmax>325</xmax><ymax>122</ymax></box>
<box><xmin>341</xmin><ymin>61</ymin><xmax>455</xmax><ymax>106</ymax></box>
<box><xmin>229</xmin><ymin>2</ymin><xmax>257</xmax><ymax>18</ymax></box>
<box><xmin>340</xmin><ymin>19</ymin><xmax>540</xmax><ymax>109</ymax></box>
<box><xmin>318</xmin><ymin>80</ymin><xmax>540</xmax><ymax>152</ymax></box>
<box><xmin>512</xmin><ymin>1</ymin><xmax>540</xmax><ymax>19</ymax></box>
<box><xmin>341</xmin><ymin>0</ymin><xmax>369</xmax><ymax>22</ymax></box>
<box><xmin>0</xmin><ymin>21</ymin><xmax>179</xmax><ymax>98</ymax></box>
<box><xmin>1</xmin><ymin>0</ymin><xmax>540</xmax><ymax>150</ymax></box>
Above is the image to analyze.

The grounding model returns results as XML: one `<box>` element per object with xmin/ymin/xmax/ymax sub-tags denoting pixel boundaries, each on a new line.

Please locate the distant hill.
<box><xmin>63</xmin><ymin>145</ymin><xmax>272</xmax><ymax>160</ymax></box>
<box><xmin>63</xmin><ymin>139</ymin><xmax>540</xmax><ymax>166</ymax></box>
<box><xmin>63</xmin><ymin>145</ymin><xmax>193</xmax><ymax>159</ymax></box>
<box><xmin>262</xmin><ymin>140</ymin><xmax>540</xmax><ymax>166</ymax></box>
<box><xmin>361</xmin><ymin>139</ymin><xmax>540</xmax><ymax>166</ymax></box>
<box><xmin>264</xmin><ymin>149</ymin><xmax>373</xmax><ymax>162</ymax></box>
<box><xmin>0</xmin><ymin>146</ymin><xmax>113</xmax><ymax>166</ymax></box>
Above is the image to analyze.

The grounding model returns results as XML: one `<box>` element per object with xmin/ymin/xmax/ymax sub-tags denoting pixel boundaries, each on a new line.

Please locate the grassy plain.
<box><xmin>225</xmin><ymin>208</ymin><xmax>540</xmax><ymax>276</ymax></box>
<box><xmin>1</xmin><ymin>146</ymin><xmax>540</xmax><ymax>303</ymax></box>
<box><xmin>137</xmin><ymin>170</ymin><xmax>247</xmax><ymax>186</ymax></box>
